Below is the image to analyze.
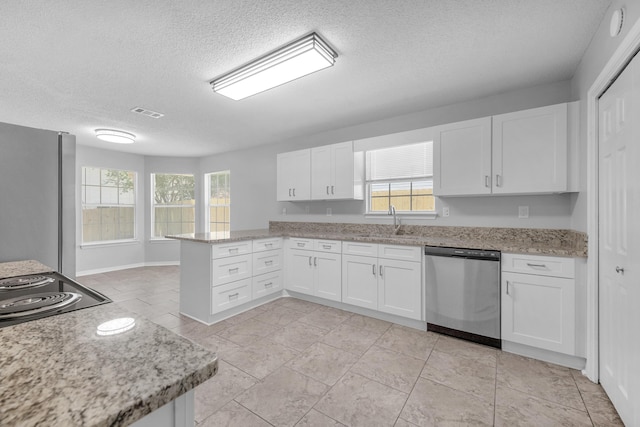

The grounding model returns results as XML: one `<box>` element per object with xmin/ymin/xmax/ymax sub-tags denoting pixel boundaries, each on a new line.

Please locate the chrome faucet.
<box><xmin>389</xmin><ymin>205</ymin><xmax>401</xmax><ymax>234</ymax></box>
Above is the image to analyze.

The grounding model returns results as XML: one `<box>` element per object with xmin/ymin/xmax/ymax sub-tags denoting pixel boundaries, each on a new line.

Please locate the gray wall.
<box><xmin>570</xmin><ymin>1</ymin><xmax>640</xmax><ymax>232</ymax></box>
<box><xmin>200</xmin><ymin>79</ymin><xmax>576</xmax><ymax>230</ymax></box>
<box><xmin>77</xmin><ymin>78</ymin><xmax>583</xmax><ymax>273</ymax></box>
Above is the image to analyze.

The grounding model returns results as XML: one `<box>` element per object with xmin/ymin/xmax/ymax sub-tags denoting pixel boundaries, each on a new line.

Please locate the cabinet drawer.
<box><xmin>212</xmin><ymin>254</ymin><xmax>252</xmax><ymax>285</ymax></box>
<box><xmin>287</xmin><ymin>238</ymin><xmax>313</xmax><ymax>250</ymax></box>
<box><xmin>342</xmin><ymin>241</ymin><xmax>378</xmax><ymax>256</ymax></box>
<box><xmin>502</xmin><ymin>253</ymin><xmax>575</xmax><ymax>278</ymax></box>
<box><xmin>378</xmin><ymin>244</ymin><xmax>422</xmax><ymax>262</ymax></box>
<box><xmin>211</xmin><ymin>278</ymin><xmax>251</xmax><ymax>314</ymax></box>
<box><xmin>212</xmin><ymin>240</ymin><xmax>252</xmax><ymax>258</ymax></box>
<box><xmin>252</xmin><ymin>271</ymin><xmax>282</xmax><ymax>299</ymax></box>
<box><xmin>314</xmin><ymin>239</ymin><xmax>342</xmax><ymax>253</ymax></box>
<box><xmin>252</xmin><ymin>250</ymin><xmax>282</xmax><ymax>275</ymax></box>
<box><xmin>253</xmin><ymin>237</ymin><xmax>283</xmax><ymax>252</ymax></box>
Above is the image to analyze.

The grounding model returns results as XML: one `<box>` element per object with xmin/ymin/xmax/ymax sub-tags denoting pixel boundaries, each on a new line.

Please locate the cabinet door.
<box><xmin>342</xmin><ymin>255</ymin><xmax>378</xmax><ymax>309</ymax></box>
<box><xmin>285</xmin><ymin>249</ymin><xmax>314</xmax><ymax>295</ymax></box>
<box><xmin>311</xmin><ymin>145</ymin><xmax>332</xmax><ymax>199</ymax></box>
<box><xmin>378</xmin><ymin>259</ymin><xmax>422</xmax><ymax>320</ymax></box>
<box><xmin>277</xmin><ymin>149</ymin><xmax>310</xmax><ymax>201</ymax></box>
<box><xmin>492</xmin><ymin>103</ymin><xmax>567</xmax><ymax>194</ymax></box>
<box><xmin>501</xmin><ymin>272</ymin><xmax>575</xmax><ymax>355</ymax></box>
<box><xmin>314</xmin><ymin>252</ymin><xmax>341</xmax><ymax>302</ymax></box>
<box><xmin>433</xmin><ymin>117</ymin><xmax>492</xmax><ymax>196</ymax></box>
<box><xmin>331</xmin><ymin>141</ymin><xmax>355</xmax><ymax>199</ymax></box>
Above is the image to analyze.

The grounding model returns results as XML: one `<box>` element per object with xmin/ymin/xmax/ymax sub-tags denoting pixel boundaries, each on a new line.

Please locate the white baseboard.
<box><xmin>76</xmin><ymin>261</ymin><xmax>180</xmax><ymax>277</ymax></box>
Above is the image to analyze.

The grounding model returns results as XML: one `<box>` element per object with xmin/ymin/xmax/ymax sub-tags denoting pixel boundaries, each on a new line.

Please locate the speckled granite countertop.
<box><xmin>0</xmin><ymin>261</ymin><xmax>219</xmax><ymax>427</ymax></box>
<box><xmin>168</xmin><ymin>222</ymin><xmax>588</xmax><ymax>258</ymax></box>
<box><xmin>0</xmin><ymin>259</ymin><xmax>54</xmax><ymax>278</ymax></box>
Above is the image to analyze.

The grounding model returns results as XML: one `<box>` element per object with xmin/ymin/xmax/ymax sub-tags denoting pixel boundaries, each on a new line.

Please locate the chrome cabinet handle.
<box><xmin>379</xmin><ymin>265</ymin><xmax>383</xmax><ymax>277</ymax></box>
<box><xmin>292</xmin><ymin>188</ymin><xmax>296</xmax><ymax>197</ymax></box>
<box><xmin>265</xmin><ymin>260</ymin><xmax>273</xmax><ymax>266</ymax></box>
<box><xmin>331</xmin><ymin>185</ymin><xmax>334</xmax><ymax>194</ymax></box>
<box><xmin>297</xmin><ymin>242</ymin><xmax>305</xmax><ymax>247</ymax></box>
<box><xmin>495</xmin><ymin>174</ymin><xmax>501</xmax><ymax>187</ymax></box>
<box><xmin>265</xmin><ymin>243</ymin><xmax>273</xmax><ymax>248</ymax></box>
<box><xmin>616</xmin><ymin>266</ymin><xmax>625</xmax><ymax>274</ymax></box>
<box><xmin>506</xmin><ymin>281</ymin><xmax>511</xmax><ymax>296</ymax></box>
<box><xmin>308</xmin><ymin>256</ymin><xmax>312</xmax><ymax>266</ymax></box>
<box><xmin>289</xmin><ymin>188</ymin><xmax>292</xmax><ymax>197</ymax></box>
<box><xmin>326</xmin><ymin>185</ymin><xmax>330</xmax><ymax>195</ymax></box>
<box><xmin>314</xmin><ymin>257</ymin><xmax>317</xmax><ymax>267</ymax></box>
<box><xmin>229</xmin><ymin>292</ymin><xmax>239</xmax><ymax>299</ymax></box>
<box><xmin>322</xmin><ymin>244</ymin><xmax>331</xmax><ymax>249</ymax></box>
<box><xmin>265</xmin><ymin>282</ymin><xmax>273</xmax><ymax>287</ymax></box>
<box><xmin>485</xmin><ymin>175</ymin><xmax>490</xmax><ymax>187</ymax></box>
<box><xmin>372</xmin><ymin>264</ymin><xmax>376</xmax><ymax>276</ymax></box>
<box><xmin>229</xmin><ymin>248</ymin><xmax>239</xmax><ymax>253</ymax></box>
<box><xmin>526</xmin><ymin>263</ymin><xmax>547</xmax><ymax>268</ymax></box>
<box><xmin>228</xmin><ymin>267</ymin><xmax>239</xmax><ymax>273</ymax></box>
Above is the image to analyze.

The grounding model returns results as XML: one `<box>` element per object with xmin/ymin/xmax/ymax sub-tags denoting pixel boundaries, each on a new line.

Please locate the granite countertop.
<box><xmin>0</xmin><ymin>261</ymin><xmax>219</xmax><ymax>427</ymax></box>
<box><xmin>167</xmin><ymin>223</ymin><xmax>588</xmax><ymax>258</ymax></box>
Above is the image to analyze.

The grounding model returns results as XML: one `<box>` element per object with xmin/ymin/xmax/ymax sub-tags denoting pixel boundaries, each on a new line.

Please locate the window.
<box><xmin>205</xmin><ymin>171</ymin><xmax>230</xmax><ymax>235</ymax></box>
<box><xmin>81</xmin><ymin>167</ymin><xmax>136</xmax><ymax>243</ymax></box>
<box><xmin>151</xmin><ymin>173</ymin><xmax>195</xmax><ymax>238</ymax></box>
<box><xmin>366</xmin><ymin>142</ymin><xmax>434</xmax><ymax>213</ymax></box>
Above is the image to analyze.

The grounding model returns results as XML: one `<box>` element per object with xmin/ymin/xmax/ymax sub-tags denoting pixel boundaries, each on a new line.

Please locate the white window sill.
<box><xmin>80</xmin><ymin>239</ymin><xmax>140</xmax><ymax>249</ymax></box>
<box><xmin>365</xmin><ymin>211</ymin><xmax>438</xmax><ymax>220</ymax></box>
<box><xmin>149</xmin><ymin>237</ymin><xmax>179</xmax><ymax>243</ymax></box>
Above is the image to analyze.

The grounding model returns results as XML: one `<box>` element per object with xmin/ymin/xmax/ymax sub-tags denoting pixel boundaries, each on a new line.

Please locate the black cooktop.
<box><xmin>0</xmin><ymin>271</ymin><xmax>111</xmax><ymax>328</ymax></box>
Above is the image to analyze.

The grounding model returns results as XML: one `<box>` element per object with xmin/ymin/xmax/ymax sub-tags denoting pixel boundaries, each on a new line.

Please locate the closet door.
<box><xmin>598</xmin><ymin>51</ymin><xmax>640</xmax><ymax>426</ymax></box>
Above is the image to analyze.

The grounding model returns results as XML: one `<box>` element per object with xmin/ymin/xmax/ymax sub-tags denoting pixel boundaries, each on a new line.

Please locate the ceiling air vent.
<box><xmin>130</xmin><ymin>107</ymin><xmax>164</xmax><ymax>119</ymax></box>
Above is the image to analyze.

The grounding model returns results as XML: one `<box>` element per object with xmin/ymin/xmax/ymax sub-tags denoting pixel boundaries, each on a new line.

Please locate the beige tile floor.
<box><xmin>79</xmin><ymin>266</ymin><xmax>623</xmax><ymax>427</ymax></box>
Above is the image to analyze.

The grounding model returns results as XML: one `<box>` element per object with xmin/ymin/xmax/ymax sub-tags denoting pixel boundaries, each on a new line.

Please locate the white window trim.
<box><xmin>80</xmin><ymin>239</ymin><xmax>140</xmax><ymax>249</ymax></box>
<box><xmin>81</xmin><ymin>167</ymin><xmax>137</xmax><ymax>244</ymax></box>
<box><xmin>204</xmin><ymin>170</ymin><xmax>231</xmax><ymax>233</ymax></box>
<box><xmin>150</xmin><ymin>173</ymin><xmax>195</xmax><ymax>240</ymax></box>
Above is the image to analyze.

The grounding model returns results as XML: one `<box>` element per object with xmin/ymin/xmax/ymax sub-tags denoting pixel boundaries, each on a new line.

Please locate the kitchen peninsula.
<box><xmin>0</xmin><ymin>261</ymin><xmax>218</xmax><ymax>427</ymax></box>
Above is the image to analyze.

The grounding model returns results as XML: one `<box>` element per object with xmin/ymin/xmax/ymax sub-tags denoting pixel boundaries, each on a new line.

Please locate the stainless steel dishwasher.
<box><xmin>424</xmin><ymin>246</ymin><xmax>501</xmax><ymax>348</ymax></box>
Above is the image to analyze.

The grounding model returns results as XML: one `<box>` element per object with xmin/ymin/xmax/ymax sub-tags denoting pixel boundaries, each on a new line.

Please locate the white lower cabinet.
<box><xmin>501</xmin><ymin>253</ymin><xmax>576</xmax><ymax>355</ymax></box>
<box><xmin>211</xmin><ymin>278</ymin><xmax>252</xmax><ymax>314</ymax></box>
<box><xmin>342</xmin><ymin>244</ymin><xmax>422</xmax><ymax>320</ymax></box>
<box><xmin>285</xmin><ymin>238</ymin><xmax>342</xmax><ymax>302</ymax></box>
<box><xmin>252</xmin><ymin>271</ymin><xmax>282</xmax><ymax>299</ymax></box>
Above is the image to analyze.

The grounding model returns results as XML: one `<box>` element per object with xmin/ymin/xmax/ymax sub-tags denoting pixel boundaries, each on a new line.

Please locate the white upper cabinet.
<box><xmin>278</xmin><ymin>141</ymin><xmax>363</xmax><ymax>202</ymax></box>
<box><xmin>311</xmin><ymin>141</ymin><xmax>363</xmax><ymax>200</ymax></box>
<box><xmin>492</xmin><ymin>103</ymin><xmax>567</xmax><ymax>194</ymax></box>
<box><xmin>433</xmin><ymin>102</ymin><xmax>573</xmax><ymax>197</ymax></box>
<box><xmin>433</xmin><ymin>117</ymin><xmax>492</xmax><ymax>196</ymax></box>
<box><xmin>277</xmin><ymin>149</ymin><xmax>310</xmax><ymax>201</ymax></box>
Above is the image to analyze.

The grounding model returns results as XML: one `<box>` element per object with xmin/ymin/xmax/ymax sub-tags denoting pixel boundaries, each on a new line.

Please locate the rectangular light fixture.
<box><xmin>210</xmin><ymin>32</ymin><xmax>337</xmax><ymax>100</ymax></box>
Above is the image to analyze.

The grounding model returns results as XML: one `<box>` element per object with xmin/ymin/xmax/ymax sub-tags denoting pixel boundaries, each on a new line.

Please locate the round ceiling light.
<box><xmin>95</xmin><ymin>129</ymin><xmax>136</xmax><ymax>144</ymax></box>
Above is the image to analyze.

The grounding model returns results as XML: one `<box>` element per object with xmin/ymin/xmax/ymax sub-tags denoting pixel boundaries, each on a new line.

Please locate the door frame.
<box><xmin>586</xmin><ymin>16</ymin><xmax>640</xmax><ymax>382</ymax></box>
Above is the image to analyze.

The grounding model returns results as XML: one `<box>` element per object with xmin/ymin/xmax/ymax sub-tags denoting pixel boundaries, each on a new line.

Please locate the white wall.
<box><xmin>200</xmin><ymin>79</ymin><xmax>576</xmax><ymax>230</ymax></box>
<box><xmin>76</xmin><ymin>146</ymin><xmax>146</xmax><ymax>274</ymax></box>
<box><xmin>570</xmin><ymin>1</ymin><xmax>640</xmax><ymax>232</ymax></box>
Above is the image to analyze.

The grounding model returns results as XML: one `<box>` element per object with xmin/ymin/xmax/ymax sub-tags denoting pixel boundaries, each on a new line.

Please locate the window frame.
<box><xmin>204</xmin><ymin>170</ymin><xmax>231</xmax><ymax>235</ymax></box>
<box><xmin>364</xmin><ymin>142</ymin><xmax>436</xmax><ymax>215</ymax></box>
<box><xmin>150</xmin><ymin>172</ymin><xmax>196</xmax><ymax>240</ymax></box>
<box><xmin>80</xmin><ymin>166</ymin><xmax>138</xmax><ymax>245</ymax></box>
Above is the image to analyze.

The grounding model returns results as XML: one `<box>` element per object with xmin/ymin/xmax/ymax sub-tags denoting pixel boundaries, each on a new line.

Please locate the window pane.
<box><xmin>84</xmin><ymin>167</ymin><xmax>101</xmax><ymax>186</ymax></box>
<box><xmin>205</xmin><ymin>171</ymin><xmax>230</xmax><ymax>233</ymax></box>
<box><xmin>85</xmin><ymin>186</ymin><xmax>100</xmax><ymax>204</ymax></box>
<box><xmin>101</xmin><ymin>186</ymin><xmax>118</xmax><ymax>204</ymax></box>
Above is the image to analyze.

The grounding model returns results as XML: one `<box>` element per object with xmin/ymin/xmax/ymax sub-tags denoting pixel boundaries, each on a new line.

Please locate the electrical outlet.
<box><xmin>326</xmin><ymin>207</ymin><xmax>332</xmax><ymax>216</ymax></box>
<box><xmin>442</xmin><ymin>207</ymin><xmax>450</xmax><ymax>217</ymax></box>
<box><xmin>518</xmin><ymin>205</ymin><xmax>529</xmax><ymax>218</ymax></box>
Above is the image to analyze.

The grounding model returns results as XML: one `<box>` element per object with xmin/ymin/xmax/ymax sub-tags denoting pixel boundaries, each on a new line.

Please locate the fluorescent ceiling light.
<box><xmin>95</xmin><ymin>129</ymin><xmax>136</xmax><ymax>144</ymax></box>
<box><xmin>211</xmin><ymin>32</ymin><xmax>337</xmax><ymax>100</ymax></box>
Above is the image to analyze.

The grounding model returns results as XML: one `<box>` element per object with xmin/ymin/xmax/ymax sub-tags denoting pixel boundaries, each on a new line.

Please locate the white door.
<box><xmin>377</xmin><ymin>259</ymin><xmax>422</xmax><ymax>320</ymax></box>
<box><xmin>314</xmin><ymin>252</ymin><xmax>342</xmax><ymax>301</ymax></box>
<box><xmin>493</xmin><ymin>103</ymin><xmax>567</xmax><ymax>194</ymax></box>
<box><xmin>331</xmin><ymin>141</ymin><xmax>355</xmax><ymax>199</ymax></box>
<box><xmin>342</xmin><ymin>254</ymin><xmax>378</xmax><ymax>309</ymax></box>
<box><xmin>432</xmin><ymin>117</ymin><xmax>492</xmax><ymax>196</ymax></box>
<box><xmin>311</xmin><ymin>145</ymin><xmax>332</xmax><ymax>199</ymax></box>
<box><xmin>286</xmin><ymin>250</ymin><xmax>314</xmax><ymax>295</ymax></box>
<box><xmin>598</xmin><ymin>52</ymin><xmax>639</xmax><ymax>426</ymax></box>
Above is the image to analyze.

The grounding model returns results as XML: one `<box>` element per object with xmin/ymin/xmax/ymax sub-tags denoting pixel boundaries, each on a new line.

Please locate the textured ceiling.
<box><xmin>0</xmin><ymin>0</ymin><xmax>611</xmax><ymax>157</ymax></box>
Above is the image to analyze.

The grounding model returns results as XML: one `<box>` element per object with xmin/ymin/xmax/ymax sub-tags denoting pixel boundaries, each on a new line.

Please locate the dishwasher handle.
<box><xmin>424</xmin><ymin>246</ymin><xmax>500</xmax><ymax>261</ymax></box>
